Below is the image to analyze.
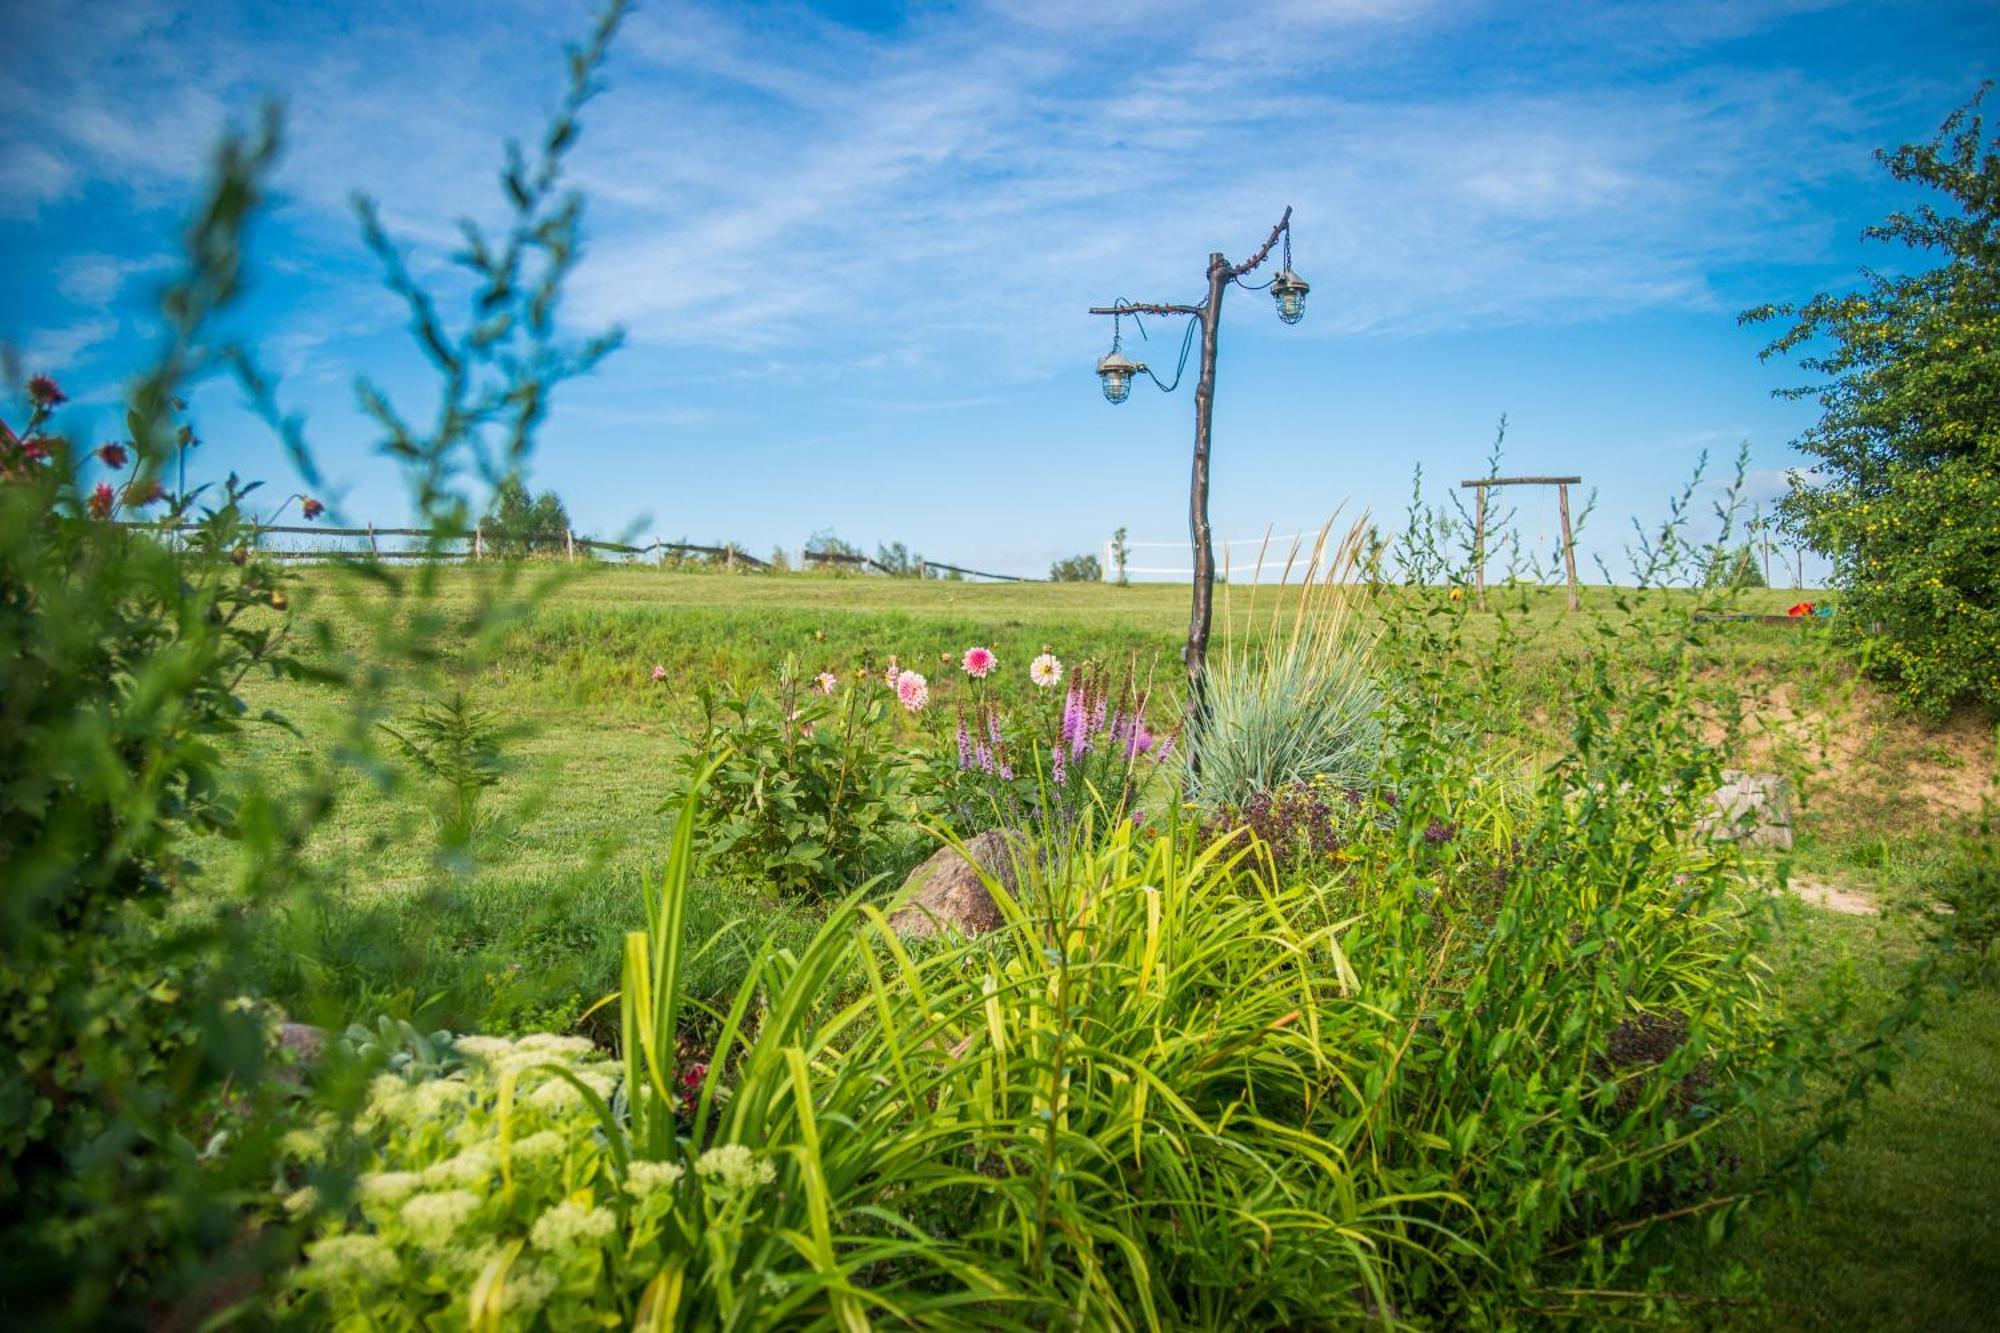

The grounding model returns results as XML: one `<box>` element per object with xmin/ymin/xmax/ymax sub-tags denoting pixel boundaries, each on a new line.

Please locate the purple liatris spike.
<box><xmin>998</xmin><ymin>760</ymin><xmax>1014</xmax><ymax>780</ymax></box>
<box><xmin>987</xmin><ymin>705</ymin><xmax>1003</xmax><ymax>748</ymax></box>
<box><xmin>1052</xmin><ymin>743</ymin><xmax>1067</xmax><ymax>786</ymax></box>
<box><xmin>976</xmin><ymin>742</ymin><xmax>994</xmax><ymax>774</ymax></box>
<box><xmin>1062</xmin><ymin>682</ymin><xmax>1086</xmax><ymax>754</ymax></box>
<box><xmin>957</xmin><ymin>721</ymin><xmax>972</xmax><ymax>770</ymax></box>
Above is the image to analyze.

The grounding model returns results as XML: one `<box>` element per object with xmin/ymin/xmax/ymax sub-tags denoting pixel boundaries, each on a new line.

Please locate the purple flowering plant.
<box><xmin>935</xmin><ymin>655</ymin><xmax>1174</xmax><ymax>839</ymax></box>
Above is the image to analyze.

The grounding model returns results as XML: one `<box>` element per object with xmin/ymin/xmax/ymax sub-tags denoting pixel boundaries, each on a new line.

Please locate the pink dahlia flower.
<box><xmin>961</xmin><ymin>646</ymin><xmax>996</xmax><ymax>679</ymax></box>
<box><xmin>894</xmin><ymin>669</ymin><xmax>929</xmax><ymax>712</ymax></box>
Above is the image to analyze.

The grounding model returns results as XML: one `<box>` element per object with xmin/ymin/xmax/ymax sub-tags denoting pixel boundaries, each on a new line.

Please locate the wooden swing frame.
<box><xmin>1459</xmin><ymin>475</ymin><xmax>1583</xmax><ymax>611</ymax></box>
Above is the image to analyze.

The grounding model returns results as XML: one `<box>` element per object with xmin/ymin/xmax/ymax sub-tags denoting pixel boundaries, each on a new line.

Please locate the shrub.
<box><xmin>379</xmin><ymin>690</ymin><xmax>511</xmax><ymax>859</ymax></box>
<box><xmin>1742</xmin><ymin>89</ymin><xmax>2000</xmax><ymax>717</ymax></box>
<box><xmin>678</xmin><ymin>662</ymin><xmax>923</xmax><ymax>899</ymax></box>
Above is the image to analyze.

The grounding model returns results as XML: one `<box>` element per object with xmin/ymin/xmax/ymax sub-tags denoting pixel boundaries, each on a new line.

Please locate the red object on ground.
<box><xmin>1787</xmin><ymin>601</ymin><xmax>1816</xmax><ymax>617</ymax></box>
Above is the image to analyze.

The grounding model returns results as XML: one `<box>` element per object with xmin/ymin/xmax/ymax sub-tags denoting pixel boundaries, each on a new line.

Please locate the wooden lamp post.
<box><xmin>1089</xmin><ymin>208</ymin><xmax>1307</xmax><ymax>758</ymax></box>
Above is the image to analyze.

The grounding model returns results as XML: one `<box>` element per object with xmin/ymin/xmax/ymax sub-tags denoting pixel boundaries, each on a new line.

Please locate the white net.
<box><xmin>1103</xmin><ymin>533</ymin><xmax>1321</xmax><ymax>583</ymax></box>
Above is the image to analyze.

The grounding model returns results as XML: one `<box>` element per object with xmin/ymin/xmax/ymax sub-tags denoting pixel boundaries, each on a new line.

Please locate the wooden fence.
<box><xmin>119</xmin><ymin>522</ymin><xmax>1038</xmax><ymax>581</ymax></box>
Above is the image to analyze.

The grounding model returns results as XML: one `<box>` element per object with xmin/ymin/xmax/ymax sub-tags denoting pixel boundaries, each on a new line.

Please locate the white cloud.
<box><xmin>0</xmin><ymin>141</ymin><xmax>80</xmax><ymax>219</ymax></box>
<box><xmin>12</xmin><ymin>317</ymin><xmax>120</xmax><ymax>371</ymax></box>
<box><xmin>56</xmin><ymin>252</ymin><xmax>175</xmax><ymax>305</ymax></box>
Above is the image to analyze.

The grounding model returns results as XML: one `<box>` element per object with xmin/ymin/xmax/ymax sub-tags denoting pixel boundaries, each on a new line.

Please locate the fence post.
<box><xmin>474</xmin><ymin>523</ymin><xmax>483</xmax><ymax>562</ymax></box>
<box><xmin>1472</xmin><ymin>483</ymin><xmax>1487</xmax><ymax>611</ymax></box>
<box><xmin>367</xmin><ymin>523</ymin><xmax>378</xmax><ymax>556</ymax></box>
<box><xmin>566</xmin><ymin>528</ymin><xmax>575</xmax><ymax>562</ymax></box>
<box><xmin>1557</xmin><ymin>483</ymin><xmax>1579</xmax><ymax>613</ymax></box>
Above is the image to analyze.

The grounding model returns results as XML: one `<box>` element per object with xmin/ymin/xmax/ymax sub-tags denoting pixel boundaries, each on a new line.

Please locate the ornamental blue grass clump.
<box><xmin>1184</xmin><ymin>518</ymin><xmax>1385</xmax><ymax>812</ymax></box>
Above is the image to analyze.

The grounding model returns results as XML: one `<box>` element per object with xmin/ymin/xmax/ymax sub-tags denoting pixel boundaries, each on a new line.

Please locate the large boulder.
<box><xmin>1701</xmin><ymin>770</ymin><xmax>1794</xmax><ymax>850</ymax></box>
<box><xmin>887</xmin><ymin>830</ymin><xmax>1027</xmax><ymax>939</ymax></box>
<box><xmin>277</xmin><ymin>1021</ymin><xmax>327</xmax><ymax>1064</ymax></box>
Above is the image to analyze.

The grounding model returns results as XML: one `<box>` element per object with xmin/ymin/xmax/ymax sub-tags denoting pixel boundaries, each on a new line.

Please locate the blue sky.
<box><xmin>4</xmin><ymin>0</ymin><xmax>1994</xmax><ymax>581</ymax></box>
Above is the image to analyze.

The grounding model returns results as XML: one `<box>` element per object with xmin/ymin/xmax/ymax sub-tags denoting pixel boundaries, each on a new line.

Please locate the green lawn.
<box><xmin>221</xmin><ymin>564</ymin><xmax>1997</xmax><ymax>1325</ymax></box>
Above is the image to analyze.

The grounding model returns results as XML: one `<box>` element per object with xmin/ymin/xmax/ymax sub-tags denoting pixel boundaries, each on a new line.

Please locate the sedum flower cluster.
<box><xmin>287</xmin><ymin>1030</ymin><xmax>779</xmax><ymax>1329</ymax></box>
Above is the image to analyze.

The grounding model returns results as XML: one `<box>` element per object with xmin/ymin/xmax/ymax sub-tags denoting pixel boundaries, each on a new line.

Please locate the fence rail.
<box><xmin>115</xmin><ymin>522</ymin><xmax>1043</xmax><ymax>579</ymax></box>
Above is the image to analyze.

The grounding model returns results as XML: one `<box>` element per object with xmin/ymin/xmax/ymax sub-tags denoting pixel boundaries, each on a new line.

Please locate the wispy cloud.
<box><xmin>11</xmin><ymin>317</ymin><xmax>120</xmax><ymax>372</ymax></box>
<box><xmin>55</xmin><ymin>252</ymin><xmax>175</xmax><ymax>305</ymax></box>
<box><xmin>0</xmin><ymin>0</ymin><xmax>1946</xmax><ymax>376</ymax></box>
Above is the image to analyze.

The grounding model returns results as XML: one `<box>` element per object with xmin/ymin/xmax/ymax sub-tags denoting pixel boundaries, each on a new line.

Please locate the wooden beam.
<box><xmin>1473</xmin><ymin>483</ymin><xmax>1487</xmax><ymax>611</ymax></box>
<box><xmin>1558</xmin><ymin>482</ymin><xmax>1580</xmax><ymax>612</ymax></box>
<box><xmin>1459</xmin><ymin>475</ymin><xmax>1582</xmax><ymax>487</ymax></box>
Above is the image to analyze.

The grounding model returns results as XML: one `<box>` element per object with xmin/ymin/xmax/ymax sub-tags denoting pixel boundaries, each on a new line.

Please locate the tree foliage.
<box><xmin>1743</xmin><ymin>89</ymin><xmax>2000</xmax><ymax>716</ymax></box>
<box><xmin>485</xmin><ymin>475</ymin><xmax>571</xmax><ymax>556</ymax></box>
<box><xmin>1703</xmin><ymin>543</ymin><xmax>1767</xmax><ymax>589</ymax></box>
<box><xmin>1049</xmin><ymin>551</ymin><xmax>1101</xmax><ymax>582</ymax></box>
<box><xmin>874</xmin><ymin>539</ymin><xmax>919</xmax><ymax>576</ymax></box>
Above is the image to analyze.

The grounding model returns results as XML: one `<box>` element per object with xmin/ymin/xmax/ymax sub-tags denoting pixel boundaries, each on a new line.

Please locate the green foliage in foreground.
<box><xmin>1</xmin><ymin>3</ymin><xmax>632</xmax><ymax>1321</ymax></box>
<box><xmin>0</xmin><ymin>126</ymin><xmax>312</xmax><ymax>1324</ymax></box>
<box><xmin>1745</xmin><ymin>89</ymin><xmax>2000</xmax><ymax>718</ymax></box>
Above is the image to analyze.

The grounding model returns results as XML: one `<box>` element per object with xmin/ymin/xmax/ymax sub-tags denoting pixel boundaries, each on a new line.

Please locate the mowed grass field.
<box><xmin>221</xmin><ymin>565</ymin><xmax>1999</xmax><ymax>1329</ymax></box>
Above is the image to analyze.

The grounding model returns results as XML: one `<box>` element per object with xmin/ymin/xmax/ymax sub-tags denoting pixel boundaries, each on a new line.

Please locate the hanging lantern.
<box><xmin>1096</xmin><ymin>348</ymin><xmax>1145</xmax><ymax>405</ymax></box>
<box><xmin>1270</xmin><ymin>269</ymin><xmax>1309</xmax><ymax>324</ymax></box>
